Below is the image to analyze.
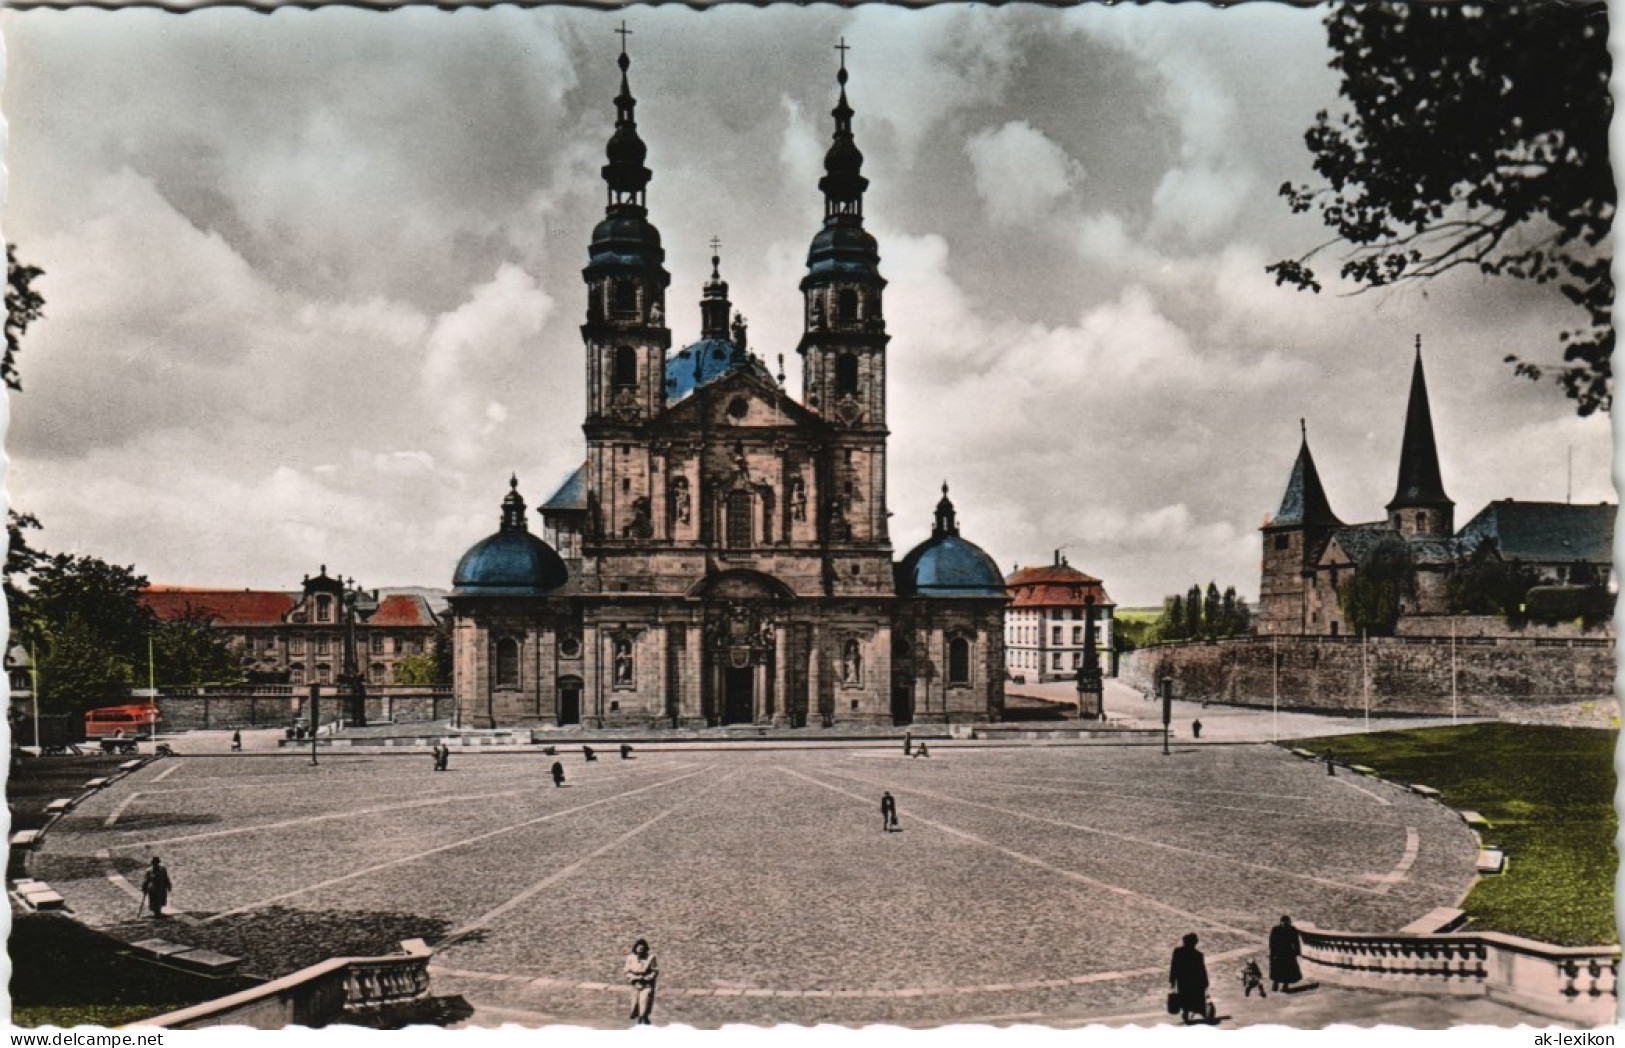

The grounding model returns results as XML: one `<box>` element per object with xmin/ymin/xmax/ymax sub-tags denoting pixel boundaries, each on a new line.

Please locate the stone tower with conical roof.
<box><xmin>1257</xmin><ymin>421</ymin><xmax>1343</xmax><ymax>635</ymax></box>
<box><xmin>1386</xmin><ymin>338</ymin><xmax>1454</xmax><ymax>539</ymax></box>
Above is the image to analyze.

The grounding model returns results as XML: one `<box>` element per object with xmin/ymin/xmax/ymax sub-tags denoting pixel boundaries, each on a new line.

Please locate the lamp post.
<box><xmin>1160</xmin><ymin>678</ymin><xmax>1172</xmax><ymax>756</ymax></box>
<box><xmin>1075</xmin><ymin>595</ymin><xmax>1103</xmax><ymax>721</ymax></box>
<box><xmin>1361</xmin><ymin>628</ymin><xmax>1369</xmax><ymax>734</ymax></box>
<box><xmin>1271</xmin><ymin>632</ymin><xmax>1279</xmax><ymax>743</ymax></box>
<box><xmin>29</xmin><ymin>642</ymin><xmax>40</xmax><ymax>752</ymax></box>
<box><xmin>337</xmin><ymin>577</ymin><xmax>368</xmax><ymax>729</ymax></box>
<box><xmin>308</xmin><ymin>682</ymin><xmax>319</xmax><ymax>766</ymax></box>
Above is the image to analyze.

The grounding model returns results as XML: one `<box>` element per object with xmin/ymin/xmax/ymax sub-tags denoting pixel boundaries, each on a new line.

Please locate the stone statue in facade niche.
<box><xmin>789</xmin><ymin>475</ymin><xmax>807</xmax><ymax>522</ymax></box>
<box><xmin>672</xmin><ymin>477</ymin><xmax>692</xmax><ymax>525</ymax></box>
<box><xmin>613</xmin><ymin>639</ymin><xmax>634</xmax><ymax>686</ymax></box>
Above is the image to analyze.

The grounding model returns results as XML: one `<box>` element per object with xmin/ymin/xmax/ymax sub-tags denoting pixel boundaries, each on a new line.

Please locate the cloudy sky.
<box><xmin>2</xmin><ymin>4</ymin><xmax>1612</xmax><ymax>607</ymax></box>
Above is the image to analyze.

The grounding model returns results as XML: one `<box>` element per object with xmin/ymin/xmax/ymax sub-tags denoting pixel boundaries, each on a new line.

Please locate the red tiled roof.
<box><xmin>1004</xmin><ymin>565</ymin><xmax>1114</xmax><ymax>609</ymax></box>
<box><xmin>141</xmin><ymin>588</ymin><xmax>296</xmax><ymax>626</ymax></box>
<box><xmin>1005</xmin><ymin>564</ymin><xmax>1101</xmax><ymax>587</ymax></box>
<box><xmin>368</xmin><ymin>594</ymin><xmax>436</xmax><ymax>628</ymax></box>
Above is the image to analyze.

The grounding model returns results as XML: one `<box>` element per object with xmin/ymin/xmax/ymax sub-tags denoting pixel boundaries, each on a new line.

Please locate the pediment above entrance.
<box><xmin>661</xmin><ymin>369</ymin><xmax>825</xmax><ymax>431</ymax></box>
<box><xmin>687</xmin><ymin>568</ymin><xmax>795</xmax><ymax>601</ymax></box>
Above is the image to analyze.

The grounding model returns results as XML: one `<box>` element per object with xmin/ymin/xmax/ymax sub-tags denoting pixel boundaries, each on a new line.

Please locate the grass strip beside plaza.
<box><xmin>1289</xmin><ymin>723</ymin><xmax>1616</xmax><ymax>947</ymax></box>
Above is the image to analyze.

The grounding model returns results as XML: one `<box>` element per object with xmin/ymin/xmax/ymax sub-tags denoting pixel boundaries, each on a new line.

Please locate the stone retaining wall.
<box><xmin>158</xmin><ymin>690</ymin><xmax>451</xmax><ymax>730</ymax></box>
<box><xmin>1120</xmin><ymin>634</ymin><xmax>1613</xmax><ymax>716</ymax></box>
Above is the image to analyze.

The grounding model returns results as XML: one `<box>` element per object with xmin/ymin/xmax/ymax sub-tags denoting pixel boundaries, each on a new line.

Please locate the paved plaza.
<box><xmin>33</xmin><ymin>723</ymin><xmax>1502</xmax><ymax>1027</ymax></box>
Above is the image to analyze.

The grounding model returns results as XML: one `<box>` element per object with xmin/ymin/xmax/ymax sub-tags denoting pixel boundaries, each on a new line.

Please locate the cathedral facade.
<box><xmin>447</xmin><ymin>47</ymin><xmax>1006</xmax><ymax>729</ymax></box>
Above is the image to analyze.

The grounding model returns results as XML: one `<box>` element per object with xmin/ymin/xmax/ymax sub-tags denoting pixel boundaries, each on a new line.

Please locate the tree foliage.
<box><xmin>151</xmin><ymin>605</ymin><xmax>242</xmax><ymax>687</ymax></box>
<box><xmin>1448</xmin><ymin>540</ymin><xmax>1543</xmax><ymax>623</ymax></box>
<box><xmin>5</xmin><ymin>244</ymin><xmax>44</xmax><ymax>393</ymax></box>
<box><xmin>1155</xmin><ymin>581</ymin><xmax>1251</xmax><ymax>641</ymax></box>
<box><xmin>1271</xmin><ymin>3</ymin><xmax>1614</xmax><ymax>415</ymax></box>
<box><xmin>1340</xmin><ymin>535</ymin><xmax>1415</xmax><ymax>636</ymax></box>
<box><xmin>19</xmin><ymin>554</ymin><xmax>152</xmax><ymax>712</ymax></box>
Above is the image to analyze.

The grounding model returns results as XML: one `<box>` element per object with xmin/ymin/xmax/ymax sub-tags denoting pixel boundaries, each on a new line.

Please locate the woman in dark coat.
<box><xmin>1269</xmin><ymin>915</ymin><xmax>1303</xmax><ymax>991</ymax></box>
<box><xmin>551</xmin><ymin>761</ymin><xmax>566</xmax><ymax>788</ymax></box>
<box><xmin>1169</xmin><ymin>932</ymin><xmax>1209</xmax><ymax>1023</ymax></box>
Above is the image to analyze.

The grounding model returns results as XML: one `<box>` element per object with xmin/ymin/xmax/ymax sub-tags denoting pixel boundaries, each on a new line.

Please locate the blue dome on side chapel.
<box><xmin>896</xmin><ymin>484</ymin><xmax>1006</xmax><ymax>599</ymax></box>
<box><xmin>452</xmin><ymin>477</ymin><xmax>570</xmax><ymax>597</ymax></box>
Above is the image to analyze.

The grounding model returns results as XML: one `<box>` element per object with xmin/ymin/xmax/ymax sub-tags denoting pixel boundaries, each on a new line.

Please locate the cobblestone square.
<box><xmin>35</xmin><ymin>738</ymin><xmax>1486</xmax><ymax>1027</ymax></box>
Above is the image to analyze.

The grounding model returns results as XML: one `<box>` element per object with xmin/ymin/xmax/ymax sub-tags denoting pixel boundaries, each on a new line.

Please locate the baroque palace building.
<box><xmin>447</xmin><ymin>46</ymin><xmax>1006</xmax><ymax>729</ymax></box>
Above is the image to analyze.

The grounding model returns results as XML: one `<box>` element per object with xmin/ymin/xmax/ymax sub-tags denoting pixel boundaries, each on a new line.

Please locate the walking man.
<box><xmin>551</xmin><ymin>761</ymin><xmax>566</xmax><ymax>788</ymax></box>
<box><xmin>230</xmin><ymin>730</ymin><xmax>242</xmax><ymax>752</ymax></box>
<box><xmin>141</xmin><ymin>857</ymin><xmax>173</xmax><ymax>919</ymax></box>
<box><xmin>1191</xmin><ymin>719</ymin><xmax>1203</xmax><ymax>740</ymax></box>
<box><xmin>903</xmin><ymin>731</ymin><xmax>913</xmax><ymax>757</ymax></box>
<box><xmin>625</xmin><ymin>938</ymin><xmax>658</xmax><ymax>1025</ymax></box>
<box><xmin>880</xmin><ymin>791</ymin><xmax>898</xmax><ymax>832</ymax></box>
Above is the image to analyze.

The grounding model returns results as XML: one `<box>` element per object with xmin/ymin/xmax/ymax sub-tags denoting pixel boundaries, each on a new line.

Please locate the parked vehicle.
<box><xmin>83</xmin><ymin>703</ymin><xmax>159</xmax><ymax>741</ymax></box>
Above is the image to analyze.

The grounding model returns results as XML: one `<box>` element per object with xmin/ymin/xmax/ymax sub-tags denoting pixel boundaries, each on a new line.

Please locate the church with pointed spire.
<box><xmin>447</xmin><ymin>41</ymin><xmax>1007</xmax><ymax>729</ymax></box>
<box><xmin>1257</xmin><ymin>341</ymin><xmax>1613</xmax><ymax>636</ymax></box>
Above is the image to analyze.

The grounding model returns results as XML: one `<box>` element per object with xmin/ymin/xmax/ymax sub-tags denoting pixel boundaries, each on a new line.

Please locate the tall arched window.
<box><xmin>726</xmin><ymin>490</ymin><xmax>753</xmax><ymax>548</ymax></box>
<box><xmin>948</xmin><ymin>637</ymin><xmax>972</xmax><ymax>685</ymax></box>
<box><xmin>612</xmin><ymin>280</ymin><xmax>638</xmax><ymax>317</ymax></box>
<box><xmin>835</xmin><ymin>353</ymin><xmax>859</xmax><ymax>397</ymax></box>
<box><xmin>495</xmin><ymin>637</ymin><xmax>520</xmax><ymax>689</ymax></box>
<box><xmin>613</xmin><ymin>345</ymin><xmax>638</xmax><ymax>389</ymax></box>
<box><xmin>837</xmin><ymin>287</ymin><xmax>858</xmax><ymax>320</ymax></box>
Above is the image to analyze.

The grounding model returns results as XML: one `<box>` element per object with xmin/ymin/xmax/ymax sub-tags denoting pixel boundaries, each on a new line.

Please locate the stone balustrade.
<box><xmin>1299</xmin><ymin>922</ymin><xmax>1618</xmax><ymax>1023</ymax></box>
<box><xmin>141</xmin><ymin>938</ymin><xmax>434</xmax><ymax>1029</ymax></box>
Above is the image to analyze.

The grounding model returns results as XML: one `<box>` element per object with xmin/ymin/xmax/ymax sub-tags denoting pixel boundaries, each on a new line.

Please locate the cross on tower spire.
<box><xmin>835</xmin><ymin>37</ymin><xmax>851</xmax><ymax>69</ymax></box>
<box><xmin>615</xmin><ymin>20</ymin><xmax>632</xmax><ymax>54</ymax></box>
<box><xmin>709</xmin><ymin>235</ymin><xmax>722</xmax><ymax>255</ymax></box>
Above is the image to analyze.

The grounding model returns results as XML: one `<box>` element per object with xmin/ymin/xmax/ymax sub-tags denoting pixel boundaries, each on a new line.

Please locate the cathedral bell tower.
<box><xmin>798</xmin><ymin>42</ymin><xmax>891</xmax><ymax>546</ymax></box>
<box><xmin>582</xmin><ymin>35</ymin><xmax>671</xmax><ymax>426</ymax></box>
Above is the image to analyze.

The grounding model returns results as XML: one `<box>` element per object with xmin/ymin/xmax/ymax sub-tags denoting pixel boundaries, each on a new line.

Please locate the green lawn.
<box><xmin>1290</xmin><ymin>722</ymin><xmax>1617</xmax><ymax>947</ymax></box>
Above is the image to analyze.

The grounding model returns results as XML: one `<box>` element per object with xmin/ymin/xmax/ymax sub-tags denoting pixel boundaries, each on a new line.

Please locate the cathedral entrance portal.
<box><xmin>723</xmin><ymin>666</ymin><xmax>754</xmax><ymax>725</ymax></box>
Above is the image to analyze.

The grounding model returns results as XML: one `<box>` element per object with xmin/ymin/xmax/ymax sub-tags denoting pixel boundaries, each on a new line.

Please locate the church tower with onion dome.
<box><xmin>450</xmin><ymin>36</ymin><xmax>1005</xmax><ymax>730</ymax></box>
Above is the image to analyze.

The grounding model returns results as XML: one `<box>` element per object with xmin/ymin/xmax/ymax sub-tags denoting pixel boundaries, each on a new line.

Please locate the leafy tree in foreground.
<box><xmin>1271</xmin><ymin>2</ymin><xmax>1613</xmax><ymax>415</ymax></box>
<box><xmin>21</xmin><ymin>554</ymin><xmax>152</xmax><ymax>712</ymax></box>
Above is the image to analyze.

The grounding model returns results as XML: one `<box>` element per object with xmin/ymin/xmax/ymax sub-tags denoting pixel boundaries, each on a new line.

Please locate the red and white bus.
<box><xmin>83</xmin><ymin>703</ymin><xmax>160</xmax><ymax>740</ymax></box>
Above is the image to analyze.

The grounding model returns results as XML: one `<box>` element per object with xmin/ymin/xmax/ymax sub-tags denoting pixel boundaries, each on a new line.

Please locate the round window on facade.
<box><xmin>559</xmin><ymin>634</ymin><xmax>582</xmax><ymax>659</ymax></box>
<box><xmin>727</xmin><ymin>397</ymin><xmax>749</xmax><ymax>419</ymax></box>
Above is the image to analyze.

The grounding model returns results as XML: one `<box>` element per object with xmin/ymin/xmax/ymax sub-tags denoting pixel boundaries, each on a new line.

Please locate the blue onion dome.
<box><xmin>896</xmin><ymin>483</ymin><xmax>1006</xmax><ymax>599</ymax></box>
<box><xmin>452</xmin><ymin>477</ymin><xmax>569</xmax><ymax>597</ymax></box>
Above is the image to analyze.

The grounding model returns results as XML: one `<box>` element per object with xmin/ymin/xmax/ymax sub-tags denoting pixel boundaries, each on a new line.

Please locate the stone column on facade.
<box><xmin>808</xmin><ymin>621</ymin><xmax>825</xmax><ymax>727</ymax></box>
<box><xmin>754</xmin><ymin>658</ymin><xmax>769</xmax><ymax>724</ymax></box>
<box><xmin>679</xmin><ymin>622</ymin><xmax>705</xmax><ymax>727</ymax></box>
<box><xmin>537</xmin><ymin>621</ymin><xmax>558</xmax><ymax>727</ymax></box>
<box><xmin>925</xmin><ymin>625</ymin><xmax>947</xmax><ymax>724</ymax></box>
<box><xmin>582</xmin><ymin>623</ymin><xmax>603</xmax><ymax>729</ymax></box>
<box><xmin>874</xmin><ymin>623</ymin><xmax>893</xmax><ymax>726</ymax></box>
<box><xmin>772</xmin><ymin>624</ymin><xmax>789</xmax><ymax>727</ymax></box>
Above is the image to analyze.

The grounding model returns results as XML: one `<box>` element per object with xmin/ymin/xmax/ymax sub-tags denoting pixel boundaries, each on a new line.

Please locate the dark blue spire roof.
<box><xmin>1388</xmin><ymin>339</ymin><xmax>1453</xmax><ymax>511</ymax></box>
<box><xmin>1271</xmin><ymin>421</ymin><xmax>1341</xmax><ymax>529</ymax></box>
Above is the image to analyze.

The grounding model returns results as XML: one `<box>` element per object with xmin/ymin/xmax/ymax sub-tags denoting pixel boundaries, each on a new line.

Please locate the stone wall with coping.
<box><xmin>1120</xmin><ymin>634</ymin><xmax>1613</xmax><ymax>716</ymax></box>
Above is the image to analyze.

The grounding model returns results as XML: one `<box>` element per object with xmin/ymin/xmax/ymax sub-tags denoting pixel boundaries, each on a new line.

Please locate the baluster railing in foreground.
<box><xmin>1299</xmin><ymin>923</ymin><xmax>1618</xmax><ymax>1024</ymax></box>
<box><xmin>139</xmin><ymin>938</ymin><xmax>435</xmax><ymax>1029</ymax></box>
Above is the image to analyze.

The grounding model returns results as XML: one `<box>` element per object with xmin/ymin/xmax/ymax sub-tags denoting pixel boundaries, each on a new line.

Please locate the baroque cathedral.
<box><xmin>447</xmin><ymin>45</ymin><xmax>1007</xmax><ymax>729</ymax></box>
